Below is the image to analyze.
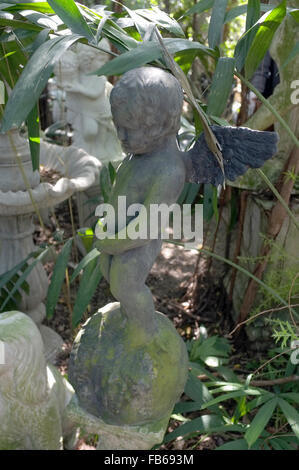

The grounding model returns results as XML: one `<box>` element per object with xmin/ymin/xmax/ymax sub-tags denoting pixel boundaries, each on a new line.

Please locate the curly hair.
<box><xmin>110</xmin><ymin>67</ymin><xmax>184</xmax><ymax>139</ymax></box>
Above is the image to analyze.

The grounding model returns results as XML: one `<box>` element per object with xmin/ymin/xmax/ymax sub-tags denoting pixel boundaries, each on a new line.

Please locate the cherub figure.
<box><xmin>54</xmin><ymin>40</ymin><xmax>122</xmax><ymax>163</ymax></box>
<box><xmin>96</xmin><ymin>67</ymin><xmax>278</xmax><ymax>342</ymax></box>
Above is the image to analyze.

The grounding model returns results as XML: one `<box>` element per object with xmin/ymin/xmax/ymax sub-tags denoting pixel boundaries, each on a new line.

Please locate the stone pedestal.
<box><xmin>68</xmin><ymin>302</ymin><xmax>188</xmax><ymax>449</ymax></box>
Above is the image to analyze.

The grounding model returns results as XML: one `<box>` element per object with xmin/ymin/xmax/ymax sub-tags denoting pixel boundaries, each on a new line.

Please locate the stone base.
<box><xmin>96</xmin><ymin>416</ymin><xmax>169</xmax><ymax>450</ymax></box>
<box><xmin>69</xmin><ymin>302</ymin><xmax>188</xmax><ymax>432</ymax></box>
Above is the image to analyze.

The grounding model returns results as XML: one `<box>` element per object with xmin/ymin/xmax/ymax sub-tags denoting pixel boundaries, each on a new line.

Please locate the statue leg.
<box><xmin>108</xmin><ymin>239</ymin><xmax>162</xmax><ymax>336</ymax></box>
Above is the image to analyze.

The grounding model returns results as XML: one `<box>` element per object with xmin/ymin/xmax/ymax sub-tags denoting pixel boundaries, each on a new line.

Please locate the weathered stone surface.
<box><xmin>69</xmin><ymin>302</ymin><xmax>188</xmax><ymax>426</ymax></box>
<box><xmin>0</xmin><ymin>311</ymin><xmax>74</xmax><ymax>450</ymax></box>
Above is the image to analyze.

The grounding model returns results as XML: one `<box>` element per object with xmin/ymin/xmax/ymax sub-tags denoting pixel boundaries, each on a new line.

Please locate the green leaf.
<box><xmin>47</xmin><ymin>0</ymin><xmax>94</xmax><ymax>42</ymax></box>
<box><xmin>72</xmin><ymin>257</ymin><xmax>102</xmax><ymax>327</ymax></box>
<box><xmin>279</xmin><ymin>393</ymin><xmax>299</xmax><ymax>405</ymax></box>
<box><xmin>26</xmin><ymin>103</ymin><xmax>40</xmax><ymax>172</ymax></box>
<box><xmin>201</xmin><ymin>389</ymin><xmax>262</xmax><ymax>410</ymax></box>
<box><xmin>246</xmin><ymin>393</ymin><xmax>275</xmax><ymax>412</ymax></box>
<box><xmin>190</xmin><ymin>335</ymin><xmax>231</xmax><ymax>363</ymax></box>
<box><xmin>164</xmin><ymin>414</ymin><xmax>224</xmax><ymax>443</ymax></box>
<box><xmin>3</xmin><ymin>3</ymin><xmax>55</xmax><ymax>14</ymax></box>
<box><xmin>203</xmin><ymin>184</ymin><xmax>215</xmax><ymax>221</ymax></box>
<box><xmin>216</xmin><ymin>438</ymin><xmax>250</xmax><ymax>450</ymax></box>
<box><xmin>108</xmin><ymin>162</ymin><xmax>116</xmax><ymax>184</ymax></box>
<box><xmin>0</xmin><ymin>16</ymin><xmax>43</xmax><ymax>31</ymax></box>
<box><xmin>245</xmin><ymin>397</ymin><xmax>278</xmax><ymax>448</ymax></box>
<box><xmin>208</xmin><ymin>0</ymin><xmax>229</xmax><ymax>49</ymax></box>
<box><xmin>93</xmin><ymin>38</ymin><xmax>215</xmax><ymax>77</ymax></box>
<box><xmin>234</xmin><ymin>0</ymin><xmax>260</xmax><ymax>71</ymax></box>
<box><xmin>216</xmin><ymin>437</ymin><xmax>269</xmax><ymax>450</ymax></box>
<box><xmin>246</xmin><ymin>0</ymin><xmax>260</xmax><ymax>31</ymax></box>
<box><xmin>185</xmin><ymin>372</ymin><xmax>213</xmax><ymax>403</ymax></box>
<box><xmin>70</xmin><ymin>248</ymin><xmax>100</xmax><ymax>283</ymax></box>
<box><xmin>173</xmin><ymin>401</ymin><xmax>204</xmax><ymax>414</ymax></box>
<box><xmin>136</xmin><ymin>7</ymin><xmax>185</xmax><ymax>38</ymax></box>
<box><xmin>1</xmin><ymin>34</ymin><xmax>82</xmax><ymax>132</ymax></box>
<box><xmin>182</xmin><ymin>0</ymin><xmax>215</xmax><ymax>18</ymax></box>
<box><xmin>278</xmin><ymin>398</ymin><xmax>299</xmax><ymax>440</ymax></box>
<box><xmin>224</xmin><ymin>5</ymin><xmax>248</xmax><ymax>24</ymax></box>
<box><xmin>290</xmin><ymin>9</ymin><xmax>299</xmax><ymax>23</ymax></box>
<box><xmin>245</xmin><ymin>0</ymin><xmax>287</xmax><ymax>79</ymax></box>
<box><xmin>0</xmin><ymin>248</ymin><xmax>49</xmax><ymax>313</ymax></box>
<box><xmin>46</xmin><ymin>239</ymin><xmax>73</xmax><ymax>319</ymax></box>
<box><xmin>207</xmin><ymin>57</ymin><xmax>235</xmax><ymax>118</ymax></box>
<box><xmin>100</xmin><ymin>165</ymin><xmax>112</xmax><ymax>203</ymax></box>
<box><xmin>184</xmin><ymin>183</ymin><xmax>200</xmax><ymax>205</ymax></box>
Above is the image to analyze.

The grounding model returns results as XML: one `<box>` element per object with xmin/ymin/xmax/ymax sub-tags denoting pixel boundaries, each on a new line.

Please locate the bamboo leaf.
<box><xmin>70</xmin><ymin>248</ymin><xmax>100</xmax><ymax>283</ymax></box>
<box><xmin>208</xmin><ymin>0</ymin><xmax>229</xmax><ymax>49</ymax></box>
<box><xmin>207</xmin><ymin>57</ymin><xmax>235</xmax><ymax>117</ymax></box>
<box><xmin>185</xmin><ymin>372</ymin><xmax>213</xmax><ymax>403</ymax></box>
<box><xmin>46</xmin><ymin>239</ymin><xmax>73</xmax><ymax>319</ymax></box>
<box><xmin>93</xmin><ymin>37</ymin><xmax>215</xmax><ymax>77</ymax></box>
<box><xmin>234</xmin><ymin>0</ymin><xmax>260</xmax><ymax>71</ymax></box>
<box><xmin>3</xmin><ymin>3</ymin><xmax>55</xmax><ymax>14</ymax></box>
<box><xmin>245</xmin><ymin>398</ymin><xmax>278</xmax><ymax>448</ymax></box>
<box><xmin>72</xmin><ymin>257</ymin><xmax>102</xmax><ymax>327</ymax></box>
<box><xmin>278</xmin><ymin>398</ymin><xmax>299</xmax><ymax>440</ymax></box>
<box><xmin>164</xmin><ymin>417</ymin><xmax>243</xmax><ymax>443</ymax></box>
<box><xmin>245</xmin><ymin>0</ymin><xmax>287</xmax><ymax>79</ymax></box>
<box><xmin>1</xmin><ymin>34</ymin><xmax>82</xmax><ymax>132</ymax></box>
<box><xmin>26</xmin><ymin>103</ymin><xmax>40</xmax><ymax>172</ymax></box>
<box><xmin>47</xmin><ymin>0</ymin><xmax>94</xmax><ymax>42</ymax></box>
<box><xmin>0</xmin><ymin>248</ymin><xmax>49</xmax><ymax>313</ymax></box>
<box><xmin>182</xmin><ymin>0</ymin><xmax>215</xmax><ymax>18</ymax></box>
<box><xmin>224</xmin><ymin>5</ymin><xmax>247</xmax><ymax>24</ymax></box>
<box><xmin>135</xmin><ymin>7</ymin><xmax>185</xmax><ymax>38</ymax></box>
<box><xmin>290</xmin><ymin>9</ymin><xmax>299</xmax><ymax>23</ymax></box>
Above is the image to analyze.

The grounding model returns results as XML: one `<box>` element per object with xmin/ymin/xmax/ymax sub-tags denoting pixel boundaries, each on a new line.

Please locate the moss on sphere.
<box><xmin>69</xmin><ymin>303</ymin><xmax>188</xmax><ymax>426</ymax></box>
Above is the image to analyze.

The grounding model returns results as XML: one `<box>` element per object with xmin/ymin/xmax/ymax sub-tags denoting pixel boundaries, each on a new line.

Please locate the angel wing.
<box><xmin>186</xmin><ymin>125</ymin><xmax>278</xmax><ymax>186</ymax></box>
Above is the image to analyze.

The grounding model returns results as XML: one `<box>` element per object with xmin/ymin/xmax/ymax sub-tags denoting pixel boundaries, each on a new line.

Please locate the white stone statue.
<box><xmin>0</xmin><ymin>311</ymin><xmax>75</xmax><ymax>450</ymax></box>
<box><xmin>0</xmin><ymin>311</ymin><xmax>171</xmax><ymax>450</ymax></box>
<box><xmin>54</xmin><ymin>40</ymin><xmax>123</xmax><ymax>164</ymax></box>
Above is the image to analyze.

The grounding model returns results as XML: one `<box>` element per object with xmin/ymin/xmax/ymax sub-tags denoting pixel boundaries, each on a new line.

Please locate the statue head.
<box><xmin>110</xmin><ymin>67</ymin><xmax>184</xmax><ymax>154</ymax></box>
<box><xmin>77</xmin><ymin>38</ymin><xmax>111</xmax><ymax>72</ymax></box>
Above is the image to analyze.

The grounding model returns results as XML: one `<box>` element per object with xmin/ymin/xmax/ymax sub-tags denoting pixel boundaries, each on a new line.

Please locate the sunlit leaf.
<box><xmin>245</xmin><ymin>398</ymin><xmax>278</xmax><ymax>448</ymax></box>
<box><xmin>26</xmin><ymin>103</ymin><xmax>40</xmax><ymax>171</ymax></box>
<box><xmin>1</xmin><ymin>34</ymin><xmax>82</xmax><ymax>132</ymax></box>
<box><xmin>208</xmin><ymin>0</ymin><xmax>229</xmax><ymax>49</ymax></box>
<box><xmin>245</xmin><ymin>0</ymin><xmax>287</xmax><ymax>79</ymax></box>
<box><xmin>47</xmin><ymin>0</ymin><xmax>94</xmax><ymax>42</ymax></box>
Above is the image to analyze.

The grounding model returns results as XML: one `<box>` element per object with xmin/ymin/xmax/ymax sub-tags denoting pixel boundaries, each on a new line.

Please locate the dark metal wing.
<box><xmin>187</xmin><ymin>125</ymin><xmax>279</xmax><ymax>186</ymax></box>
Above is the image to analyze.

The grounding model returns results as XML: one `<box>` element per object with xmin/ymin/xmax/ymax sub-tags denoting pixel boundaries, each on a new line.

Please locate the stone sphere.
<box><xmin>69</xmin><ymin>302</ymin><xmax>188</xmax><ymax>426</ymax></box>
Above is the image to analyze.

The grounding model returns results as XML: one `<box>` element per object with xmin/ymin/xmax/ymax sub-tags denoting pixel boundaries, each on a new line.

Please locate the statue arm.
<box><xmin>95</xmin><ymin>176</ymin><xmax>177</xmax><ymax>255</ymax></box>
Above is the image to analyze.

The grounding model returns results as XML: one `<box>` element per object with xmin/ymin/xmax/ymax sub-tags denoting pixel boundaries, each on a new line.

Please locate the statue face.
<box><xmin>113</xmin><ymin>109</ymin><xmax>155</xmax><ymax>154</ymax></box>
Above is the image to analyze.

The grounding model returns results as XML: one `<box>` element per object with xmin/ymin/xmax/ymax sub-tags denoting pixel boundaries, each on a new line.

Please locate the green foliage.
<box><xmin>46</xmin><ymin>238</ymin><xmax>73</xmax><ymax>319</ymax></box>
<box><xmin>164</xmin><ymin>332</ymin><xmax>299</xmax><ymax>450</ymax></box>
<box><xmin>0</xmin><ymin>248</ymin><xmax>49</xmax><ymax>312</ymax></box>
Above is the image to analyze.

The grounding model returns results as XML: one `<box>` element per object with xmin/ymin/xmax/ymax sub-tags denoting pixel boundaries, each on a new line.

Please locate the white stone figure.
<box><xmin>54</xmin><ymin>40</ymin><xmax>123</xmax><ymax>164</ymax></box>
<box><xmin>0</xmin><ymin>311</ymin><xmax>75</xmax><ymax>450</ymax></box>
<box><xmin>0</xmin><ymin>311</ymin><xmax>171</xmax><ymax>450</ymax></box>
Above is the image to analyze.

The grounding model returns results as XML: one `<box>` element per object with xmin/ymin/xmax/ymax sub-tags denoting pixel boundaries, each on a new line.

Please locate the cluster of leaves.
<box><xmin>164</xmin><ymin>332</ymin><xmax>299</xmax><ymax>450</ymax></box>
